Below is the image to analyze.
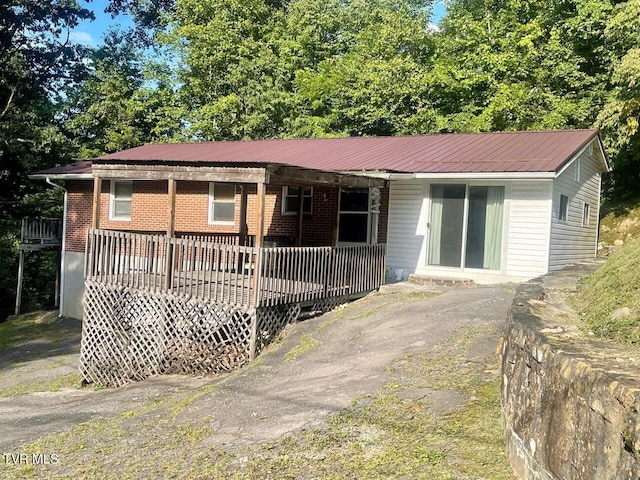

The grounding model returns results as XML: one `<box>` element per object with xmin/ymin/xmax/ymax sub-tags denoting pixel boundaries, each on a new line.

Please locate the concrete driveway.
<box><xmin>0</xmin><ymin>282</ymin><xmax>514</xmax><ymax>455</ymax></box>
<box><xmin>0</xmin><ymin>284</ymin><xmax>513</xmax><ymax>452</ymax></box>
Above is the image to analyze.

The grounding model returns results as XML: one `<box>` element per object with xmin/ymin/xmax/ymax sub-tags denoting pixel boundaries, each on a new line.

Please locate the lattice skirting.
<box><xmin>309</xmin><ymin>294</ymin><xmax>355</xmax><ymax>314</ymax></box>
<box><xmin>81</xmin><ymin>281</ymin><xmax>255</xmax><ymax>387</ymax></box>
<box><xmin>254</xmin><ymin>304</ymin><xmax>301</xmax><ymax>355</ymax></box>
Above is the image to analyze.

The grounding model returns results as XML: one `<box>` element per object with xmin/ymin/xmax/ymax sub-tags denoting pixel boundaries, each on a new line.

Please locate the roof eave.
<box><xmin>29</xmin><ymin>173</ymin><xmax>93</xmax><ymax>181</ymax></box>
<box><xmin>554</xmin><ymin>131</ymin><xmax>609</xmax><ymax>177</ymax></box>
<box><xmin>410</xmin><ymin>172</ymin><xmax>556</xmax><ymax>180</ymax></box>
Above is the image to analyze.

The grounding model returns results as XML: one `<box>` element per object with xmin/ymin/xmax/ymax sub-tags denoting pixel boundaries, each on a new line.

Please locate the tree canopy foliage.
<box><xmin>0</xmin><ymin>0</ymin><xmax>93</xmax><ymax>316</ymax></box>
<box><xmin>2</xmin><ymin>0</ymin><xmax>640</xmax><ymax>316</ymax></box>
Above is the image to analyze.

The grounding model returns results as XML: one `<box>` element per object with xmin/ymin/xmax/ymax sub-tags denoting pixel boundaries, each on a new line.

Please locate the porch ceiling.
<box><xmin>91</xmin><ymin>162</ymin><xmax>386</xmax><ymax>188</ymax></box>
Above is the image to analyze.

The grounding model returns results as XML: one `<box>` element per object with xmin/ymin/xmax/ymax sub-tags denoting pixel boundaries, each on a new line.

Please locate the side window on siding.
<box><xmin>575</xmin><ymin>157</ymin><xmax>581</xmax><ymax>183</ymax></box>
<box><xmin>110</xmin><ymin>181</ymin><xmax>132</xmax><ymax>221</ymax></box>
<box><xmin>209</xmin><ymin>183</ymin><xmax>236</xmax><ymax>224</ymax></box>
<box><xmin>583</xmin><ymin>203</ymin><xmax>590</xmax><ymax>227</ymax></box>
<box><xmin>559</xmin><ymin>194</ymin><xmax>569</xmax><ymax>222</ymax></box>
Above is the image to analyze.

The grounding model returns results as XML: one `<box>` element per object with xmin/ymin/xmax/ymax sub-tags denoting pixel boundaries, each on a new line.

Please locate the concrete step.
<box><xmin>408</xmin><ymin>274</ymin><xmax>475</xmax><ymax>288</ymax></box>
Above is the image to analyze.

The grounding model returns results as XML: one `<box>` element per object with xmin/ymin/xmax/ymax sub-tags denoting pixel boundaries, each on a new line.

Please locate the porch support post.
<box><xmin>14</xmin><ymin>249</ymin><xmax>25</xmax><ymax>315</ymax></box>
<box><xmin>295</xmin><ymin>186</ymin><xmax>304</xmax><ymax>246</ymax></box>
<box><xmin>332</xmin><ymin>187</ymin><xmax>341</xmax><ymax>246</ymax></box>
<box><xmin>255</xmin><ymin>182</ymin><xmax>266</xmax><ymax>248</ymax></box>
<box><xmin>165</xmin><ymin>178</ymin><xmax>177</xmax><ymax>291</ymax></box>
<box><xmin>370</xmin><ymin>187</ymin><xmax>381</xmax><ymax>245</ymax></box>
<box><xmin>167</xmin><ymin>178</ymin><xmax>176</xmax><ymax>237</ymax></box>
<box><xmin>239</xmin><ymin>185</ymin><xmax>248</xmax><ymax>246</ymax></box>
<box><xmin>91</xmin><ymin>176</ymin><xmax>102</xmax><ymax>229</ymax></box>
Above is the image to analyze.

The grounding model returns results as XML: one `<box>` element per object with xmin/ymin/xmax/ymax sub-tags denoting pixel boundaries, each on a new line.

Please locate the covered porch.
<box><xmin>81</xmin><ymin>161</ymin><xmax>388</xmax><ymax>387</ymax></box>
<box><xmin>90</xmin><ymin>160</ymin><xmax>387</xmax><ymax>248</ymax></box>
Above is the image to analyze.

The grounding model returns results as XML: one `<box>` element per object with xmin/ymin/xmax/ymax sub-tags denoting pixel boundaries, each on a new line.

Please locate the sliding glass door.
<box><xmin>428</xmin><ymin>184</ymin><xmax>505</xmax><ymax>270</ymax></box>
<box><xmin>428</xmin><ymin>185</ymin><xmax>465</xmax><ymax>267</ymax></box>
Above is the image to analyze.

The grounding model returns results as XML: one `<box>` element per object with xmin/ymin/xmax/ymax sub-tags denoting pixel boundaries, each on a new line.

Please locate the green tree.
<box><xmin>291</xmin><ymin>0</ymin><xmax>435</xmax><ymax>136</ymax></box>
<box><xmin>169</xmin><ymin>0</ymin><xmax>293</xmax><ymax>140</ymax></box>
<box><xmin>168</xmin><ymin>0</ymin><xmax>435</xmax><ymax>139</ymax></box>
<box><xmin>0</xmin><ymin>0</ymin><xmax>93</xmax><ymax>318</ymax></box>
<box><xmin>64</xmin><ymin>29</ymin><xmax>185</xmax><ymax>157</ymax></box>
<box><xmin>597</xmin><ymin>0</ymin><xmax>640</xmax><ymax>197</ymax></box>
<box><xmin>429</xmin><ymin>0</ymin><xmax>611</xmax><ymax>133</ymax></box>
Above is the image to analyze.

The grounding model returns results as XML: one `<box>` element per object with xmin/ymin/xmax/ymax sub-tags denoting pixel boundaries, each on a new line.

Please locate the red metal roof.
<box><xmin>30</xmin><ymin>160</ymin><xmax>93</xmax><ymax>177</ymax></box>
<box><xmin>33</xmin><ymin>130</ymin><xmax>604</xmax><ymax>176</ymax></box>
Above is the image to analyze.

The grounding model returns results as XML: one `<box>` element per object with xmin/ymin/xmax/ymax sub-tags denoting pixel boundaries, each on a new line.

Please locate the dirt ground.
<box><xmin>0</xmin><ymin>282</ymin><xmax>517</xmax><ymax>479</ymax></box>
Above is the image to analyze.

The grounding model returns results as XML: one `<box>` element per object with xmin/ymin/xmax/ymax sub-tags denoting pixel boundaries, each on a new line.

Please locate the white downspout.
<box><xmin>45</xmin><ymin>177</ymin><xmax>67</xmax><ymax>318</ymax></box>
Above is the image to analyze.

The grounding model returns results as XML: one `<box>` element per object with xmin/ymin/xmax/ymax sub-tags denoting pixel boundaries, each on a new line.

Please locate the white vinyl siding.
<box><xmin>505</xmin><ymin>182</ymin><xmax>553</xmax><ymax>278</ymax></box>
<box><xmin>386</xmin><ymin>180</ymin><xmax>427</xmax><ymax>272</ymax></box>
<box><xmin>549</xmin><ymin>144</ymin><xmax>601</xmax><ymax>269</ymax></box>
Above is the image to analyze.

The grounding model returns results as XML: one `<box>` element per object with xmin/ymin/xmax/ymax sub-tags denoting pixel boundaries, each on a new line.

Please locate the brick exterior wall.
<box><xmin>99</xmin><ymin>180</ymin><xmax>168</xmax><ymax>233</ymax></box>
<box><xmin>66</xmin><ymin>180</ymin><xmax>94</xmax><ymax>253</ymax></box>
<box><xmin>64</xmin><ymin>179</ymin><xmax>389</xmax><ymax>252</ymax></box>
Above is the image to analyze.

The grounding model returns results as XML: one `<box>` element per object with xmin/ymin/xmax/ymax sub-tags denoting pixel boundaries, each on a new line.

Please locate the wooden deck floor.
<box><xmin>102</xmin><ymin>272</ymin><xmax>343</xmax><ymax>308</ymax></box>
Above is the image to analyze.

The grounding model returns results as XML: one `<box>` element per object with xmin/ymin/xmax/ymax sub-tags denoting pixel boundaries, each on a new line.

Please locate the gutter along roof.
<box><xmin>30</xmin><ymin>129</ymin><xmax>606</xmax><ymax>179</ymax></box>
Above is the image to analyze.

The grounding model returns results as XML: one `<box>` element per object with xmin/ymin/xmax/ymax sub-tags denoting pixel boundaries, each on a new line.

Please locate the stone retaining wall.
<box><xmin>500</xmin><ymin>264</ymin><xmax>640</xmax><ymax>479</ymax></box>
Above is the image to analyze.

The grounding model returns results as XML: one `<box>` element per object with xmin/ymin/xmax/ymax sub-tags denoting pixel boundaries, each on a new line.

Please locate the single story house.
<box><xmin>32</xmin><ymin>129</ymin><xmax>609</xmax><ymax>322</ymax></box>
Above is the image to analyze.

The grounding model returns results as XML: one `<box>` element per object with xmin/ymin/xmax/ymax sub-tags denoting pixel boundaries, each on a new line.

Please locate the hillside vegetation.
<box><xmin>572</xmin><ymin>206</ymin><xmax>640</xmax><ymax>344</ymax></box>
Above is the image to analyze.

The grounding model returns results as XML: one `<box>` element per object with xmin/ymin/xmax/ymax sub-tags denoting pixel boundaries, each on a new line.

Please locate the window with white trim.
<box><xmin>559</xmin><ymin>194</ymin><xmax>569</xmax><ymax>222</ymax></box>
<box><xmin>338</xmin><ymin>187</ymin><xmax>370</xmax><ymax>243</ymax></box>
<box><xmin>110</xmin><ymin>181</ymin><xmax>132</xmax><ymax>221</ymax></box>
<box><xmin>583</xmin><ymin>202</ymin><xmax>591</xmax><ymax>227</ymax></box>
<box><xmin>209</xmin><ymin>183</ymin><xmax>236</xmax><ymax>224</ymax></box>
<box><xmin>282</xmin><ymin>186</ymin><xmax>312</xmax><ymax>215</ymax></box>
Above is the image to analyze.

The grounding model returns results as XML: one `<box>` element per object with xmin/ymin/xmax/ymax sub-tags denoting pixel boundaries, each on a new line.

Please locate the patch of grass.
<box><xmin>347</xmin><ymin>301</ymin><xmax>393</xmax><ymax>321</ymax></box>
<box><xmin>599</xmin><ymin>197</ymin><xmax>640</xmax><ymax>246</ymax></box>
<box><xmin>570</xmin><ymin>236</ymin><xmax>640</xmax><ymax>345</ymax></box>
<box><xmin>194</xmin><ymin>327</ymin><xmax>512</xmax><ymax>480</ymax></box>
<box><xmin>284</xmin><ymin>334</ymin><xmax>320</xmax><ymax>362</ymax></box>
<box><xmin>401</xmin><ymin>327</ymin><xmax>484</xmax><ymax>394</ymax></box>
<box><xmin>169</xmin><ymin>383</ymin><xmax>218</xmax><ymax>417</ymax></box>
<box><xmin>0</xmin><ymin>372</ymin><xmax>83</xmax><ymax>398</ymax></box>
<box><xmin>0</xmin><ymin>311</ymin><xmax>73</xmax><ymax>353</ymax></box>
<box><xmin>403</xmin><ymin>291</ymin><xmax>439</xmax><ymax>302</ymax></box>
<box><xmin>3</xmin><ymin>389</ymin><xmax>219</xmax><ymax>480</ymax></box>
<box><xmin>204</xmin><ymin>329</ymin><xmax>508</xmax><ymax>479</ymax></box>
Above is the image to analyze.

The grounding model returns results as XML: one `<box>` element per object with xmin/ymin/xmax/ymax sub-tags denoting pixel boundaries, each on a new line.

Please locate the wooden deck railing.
<box><xmin>85</xmin><ymin>229</ymin><xmax>386</xmax><ymax>308</ymax></box>
<box><xmin>21</xmin><ymin>218</ymin><xmax>62</xmax><ymax>243</ymax></box>
<box><xmin>256</xmin><ymin>245</ymin><xmax>386</xmax><ymax>307</ymax></box>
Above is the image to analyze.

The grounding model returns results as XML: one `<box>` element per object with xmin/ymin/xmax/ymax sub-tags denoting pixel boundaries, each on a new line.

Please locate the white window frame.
<box><xmin>575</xmin><ymin>157</ymin><xmax>581</xmax><ymax>183</ymax></box>
<box><xmin>282</xmin><ymin>186</ymin><xmax>313</xmax><ymax>215</ymax></box>
<box><xmin>337</xmin><ymin>187</ymin><xmax>371</xmax><ymax>245</ymax></box>
<box><xmin>109</xmin><ymin>180</ymin><xmax>132</xmax><ymax>221</ymax></box>
<box><xmin>208</xmin><ymin>183</ymin><xmax>236</xmax><ymax>225</ymax></box>
<box><xmin>559</xmin><ymin>194</ymin><xmax>569</xmax><ymax>222</ymax></box>
<box><xmin>583</xmin><ymin>202</ymin><xmax>591</xmax><ymax>227</ymax></box>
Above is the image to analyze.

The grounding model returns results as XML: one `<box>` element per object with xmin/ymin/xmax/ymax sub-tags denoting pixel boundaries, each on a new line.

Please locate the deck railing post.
<box><xmin>249</xmin><ymin>247</ymin><xmax>263</xmax><ymax>361</ymax></box>
<box><xmin>323</xmin><ymin>248</ymin><xmax>332</xmax><ymax>298</ymax></box>
<box><xmin>253</xmin><ymin>247</ymin><xmax>264</xmax><ymax>308</ymax></box>
<box><xmin>165</xmin><ymin>237</ymin><xmax>174</xmax><ymax>291</ymax></box>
